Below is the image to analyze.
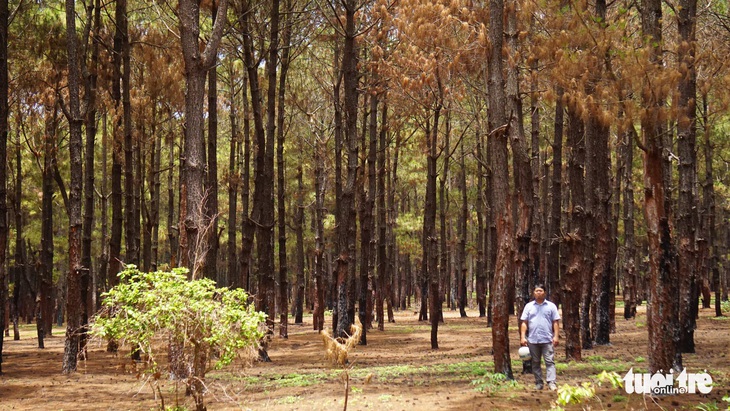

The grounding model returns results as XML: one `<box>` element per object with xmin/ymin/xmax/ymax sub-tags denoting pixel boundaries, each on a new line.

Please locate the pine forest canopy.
<box><xmin>0</xmin><ymin>0</ymin><xmax>729</xmax><ymax>381</ymax></box>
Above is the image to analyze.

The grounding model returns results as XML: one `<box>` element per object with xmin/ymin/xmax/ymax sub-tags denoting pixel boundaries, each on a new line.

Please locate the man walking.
<box><xmin>520</xmin><ymin>284</ymin><xmax>560</xmax><ymax>390</ymax></box>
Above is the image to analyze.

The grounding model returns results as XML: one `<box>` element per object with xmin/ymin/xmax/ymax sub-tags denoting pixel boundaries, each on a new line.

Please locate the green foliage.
<box><xmin>696</xmin><ymin>401</ymin><xmax>721</xmax><ymax>411</ymax></box>
<box><xmin>93</xmin><ymin>266</ymin><xmax>266</xmax><ymax>374</ymax></box>
<box><xmin>596</xmin><ymin>371</ymin><xmax>623</xmax><ymax>389</ymax></box>
<box><xmin>555</xmin><ymin>382</ymin><xmax>596</xmax><ymax>406</ymax></box>
<box><xmin>471</xmin><ymin>372</ymin><xmax>520</xmax><ymax>395</ymax></box>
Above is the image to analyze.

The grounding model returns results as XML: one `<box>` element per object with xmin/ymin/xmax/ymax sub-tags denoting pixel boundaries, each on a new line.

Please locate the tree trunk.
<box><xmin>700</xmin><ymin>94</ymin><xmax>721</xmax><ymax>317</ymax></box>
<box><xmin>80</xmin><ymin>0</ymin><xmax>101</xmax><ymax>359</ymax></box>
<box><xmin>63</xmin><ymin>0</ymin><xmax>85</xmax><ymax>373</ymax></box>
<box><xmin>122</xmin><ymin>0</ymin><xmax>136</xmax><ymax>268</ymax></box>
<box><xmin>313</xmin><ymin>137</ymin><xmax>326</xmax><ymax>331</ymax></box>
<box><xmin>204</xmin><ymin>3</ymin><xmax>220</xmax><ymax>284</ymax></box>
<box><xmin>166</xmin><ymin>117</ymin><xmax>178</xmax><ymax>269</ymax></box>
<box><xmin>361</xmin><ymin>90</ymin><xmax>377</xmax><ymax>342</ymax></box>
<box><xmin>377</xmin><ymin>98</ymin><xmax>390</xmax><ymax>328</ymax></box>
<box><xmin>563</xmin><ymin>105</ymin><xmax>585</xmax><ymax>361</ymax></box>
<box><xmin>385</xmin><ymin>104</ymin><xmax>396</xmax><ymax>324</ymax></box>
<box><xmin>239</xmin><ymin>67</ymin><xmax>252</xmax><ymax>292</ymax></box>
<box><xmin>276</xmin><ymin>0</ymin><xmax>292</xmax><ymax>338</ymax></box>
<box><xmin>39</xmin><ymin>107</ymin><xmax>58</xmax><ymax>347</ymax></box>
<box><xmin>475</xmin><ymin>130</ymin><xmax>486</xmax><ymax>317</ymax></box>
<box><xmin>238</xmin><ymin>0</ymin><xmax>275</xmax><ymax>354</ymax></box>
<box><xmin>506</xmin><ymin>0</ymin><xmax>532</xmax><ymax>332</ymax></box>
<box><xmin>488</xmin><ymin>0</ymin><xmax>513</xmax><ymax>378</ymax></box>
<box><xmin>0</xmin><ymin>0</ymin><xmax>8</xmax><ymax>373</ymax></box>
<box><xmin>424</xmin><ymin>107</ymin><xmax>441</xmax><ymax>349</ymax></box>
<box><xmin>457</xmin><ymin>142</ymin><xmax>468</xmax><ymax>318</ymax></box>
<box><xmin>438</xmin><ymin>113</ymin><xmax>449</xmax><ymax>321</ymax></box>
<box><xmin>548</xmin><ymin>87</ymin><xmax>564</xmax><ymax>305</ymax></box>
<box><xmin>676</xmin><ymin>0</ymin><xmax>698</xmax><ymax>354</ymax></box>
<box><xmin>294</xmin><ymin>165</ymin><xmax>305</xmax><ymax>324</ymax></box>
<box><xmin>227</xmin><ymin>64</ymin><xmax>239</xmax><ymax>289</ymax></box>
<box><xmin>178</xmin><ymin>0</ymin><xmax>229</xmax><ymax>277</ymax></box>
<box><xmin>335</xmin><ymin>0</ymin><xmax>359</xmax><ymax>339</ymax></box>
<box><xmin>641</xmin><ymin>0</ymin><xmax>681</xmax><ymax>373</ymax></box>
<box><xmin>622</xmin><ymin>124</ymin><xmax>638</xmax><ymax>319</ymax></box>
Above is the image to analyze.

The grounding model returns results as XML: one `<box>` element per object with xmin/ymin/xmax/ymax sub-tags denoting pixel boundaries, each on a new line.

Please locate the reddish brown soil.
<box><xmin>1</xmin><ymin>304</ymin><xmax>728</xmax><ymax>410</ymax></box>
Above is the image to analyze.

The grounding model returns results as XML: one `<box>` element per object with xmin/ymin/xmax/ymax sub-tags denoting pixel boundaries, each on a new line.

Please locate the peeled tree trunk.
<box><xmin>641</xmin><ymin>0</ymin><xmax>681</xmax><ymax>374</ymax></box>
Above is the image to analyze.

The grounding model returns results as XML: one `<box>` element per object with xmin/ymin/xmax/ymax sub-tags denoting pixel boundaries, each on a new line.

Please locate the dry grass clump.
<box><xmin>320</xmin><ymin>317</ymin><xmax>363</xmax><ymax>366</ymax></box>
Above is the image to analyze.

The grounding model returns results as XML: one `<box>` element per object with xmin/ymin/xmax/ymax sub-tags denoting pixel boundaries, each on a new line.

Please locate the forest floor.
<box><xmin>1</xmin><ymin>302</ymin><xmax>729</xmax><ymax>411</ymax></box>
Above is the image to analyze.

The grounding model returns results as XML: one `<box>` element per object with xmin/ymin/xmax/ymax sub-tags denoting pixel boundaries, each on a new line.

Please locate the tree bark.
<box><xmin>335</xmin><ymin>0</ymin><xmax>359</xmax><ymax>339</ymax></box>
<box><xmin>294</xmin><ymin>165</ymin><xmax>305</xmax><ymax>324</ymax></box>
<box><xmin>277</xmin><ymin>0</ymin><xmax>292</xmax><ymax>338</ymax></box>
<box><xmin>204</xmin><ymin>2</ymin><xmax>220</xmax><ymax>284</ymax></box>
<box><xmin>63</xmin><ymin>0</ymin><xmax>85</xmax><ymax>373</ymax></box>
<box><xmin>563</xmin><ymin>105</ymin><xmax>585</xmax><ymax>361</ymax></box>
<box><xmin>488</xmin><ymin>0</ymin><xmax>513</xmax><ymax>378</ymax></box>
<box><xmin>622</xmin><ymin>125</ymin><xmax>638</xmax><ymax>319</ymax></box>
<box><xmin>641</xmin><ymin>0</ymin><xmax>681</xmax><ymax>373</ymax></box>
<box><xmin>700</xmin><ymin>94</ymin><xmax>721</xmax><ymax>317</ymax></box>
<box><xmin>227</xmin><ymin>64</ymin><xmax>239</xmax><ymax>289</ymax></box>
<box><xmin>178</xmin><ymin>0</ymin><xmax>229</xmax><ymax>277</ymax></box>
<box><xmin>0</xmin><ymin>0</ymin><xmax>8</xmax><ymax>374</ymax></box>
<box><xmin>548</xmin><ymin>87</ymin><xmax>564</xmax><ymax>305</ymax></box>
<box><xmin>80</xmin><ymin>0</ymin><xmax>101</xmax><ymax>359</ymax></box>
<box><xmin>475</xmin><ymin>129</ymin><xmax>486</xmax><ymax>317</ymax></box>
<box><xmin>506</xmin><ymin>0</ymin><xmax>532</xmax><ymax>332</ymax></box>
<box><xmin>676</xmin><ymin>0</ymin><xmax>698</xmax><ymax>354</ymax></box>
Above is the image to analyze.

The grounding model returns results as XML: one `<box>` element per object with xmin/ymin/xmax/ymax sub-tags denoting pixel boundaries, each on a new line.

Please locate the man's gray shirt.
<box><xmin>520</xmin><ymin>300</ymin><xmax>560</xmax><ymax>344</ymax></box>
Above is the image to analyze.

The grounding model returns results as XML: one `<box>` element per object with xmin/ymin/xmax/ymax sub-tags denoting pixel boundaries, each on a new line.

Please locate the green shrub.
<box><xmin>92</xmin><ymin>266</ymin><xmax>266</xmax><ymax>411</ymax></box>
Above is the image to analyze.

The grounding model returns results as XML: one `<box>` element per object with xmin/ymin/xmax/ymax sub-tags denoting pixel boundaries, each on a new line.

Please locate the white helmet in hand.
<box><xmin>518</xmin><ymin>346</ymin><xmax>531</xmax><ymax>360</ymax></box>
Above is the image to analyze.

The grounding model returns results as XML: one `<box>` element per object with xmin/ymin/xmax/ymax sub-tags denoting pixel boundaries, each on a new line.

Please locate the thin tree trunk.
<box><xmin>63</xmin><ymin>0</ymin><xmax>86</xmax><ymax>372</ymax></box>
<box><xmin>676</xmin><ymin>0</ymin><xmax>698</xmax><ymax>354</ymax></box>
<box><xmin>178</xmin><ymin>0</ymin><xmax>229</xmax><ymax>277</ymax></box>
<box><xmin>239</xmin><ymin>0</ymin><xmax>274</xmax><ymax>356</ymax></box>
<box><xmin>438</xmin><ymin>112</ymin><xmax>449</xmax><ymax>321</ymax></box>
<box><xmin>0</xmin><ymin>0</ymin><xmax>8</xmax><ymax>373</ymax></box>
<box><xmin>122</xmin><ymin>0</ymin><xmax>136</xmax><ymax>267</ymax></box>
<box><xmin>361</xmin><ymin>90</ymin><xmax>377</xmax><ymax>342</ymax></box>
<box><xmin>425</xmin><ymin>104</ymin><xmax>442</xmax><ymax>349</ymax></box>
<box><xmin>294</xmin><ymin>165</ymin><xmax>305</xmax><ymax>324</ymax></box>
<box><xmin>506</xmin><ymin>0</ymin><xmax>532</xmax><ymax>332</ymax></box>
<box><xmin>108</xmin><ymin>0</ymin><xmax>125</xmax><ymax>290</ymax></box>
<box><xmin>276</xmin><ymin>0</ymin><xmax>292</xmax><ymax>338</ymax></box>
<box><xmin>313</xmin><ymin>138</ymin><xmax>326</xmax><ymax>331</ymax></box>
<box><xmin>475</xmin><ymin>129</ymin><xmax>486</xmax><ymax>317</ymax></box>
<box><xmin>335</xmin><ymin>0</ymin><xmax>359</xmax><ymax>339</ymax></box>
<box><xmin>205</xmin><ymin>2</ymin><xmax>220</xmax><ymax>284</ymax></box>
<box><xmin>457</xmin><ymin>142</ymin><xmax>468</xmax><ymax>318</ymax></box>
<box><xmin>622</xmin><ymin>125</ymin><xmax>637</xmax><ymax>320</ymax></box>
<box><xmin>563</xmin><ymin>106</ymin><xmax>585</xmax><ymax>361</ymax></box>
<box><xmin>701</xmin><ymin>94</ymin><xmax>721</xmax><ymax>317</ymax></box>
<box><xmin>80</xmin><ymin>0</ymin><xmax>101</xmax><ymax>360</ymax></box>
<box><xmin>548</xmin><ymin>87</ymin><xmax>564</xmax><ymax>305</ymax></box>
<box><xmin>40</xmin><ymin>108</ymin><xmax>59</xmax><ymax>344</ymax></box>
<box><xmin>227</xmin><ymin>64</ymin><xmax>239</xmax><ymax>288</ymax></box>
<box><xmin>377</xmin><ymin>98</ymin><xmax>389</xmax><ymax>328</ymax></box>
<box><xmin>166</xmin><ymin>119</ymin><xmax>178</xmax><ymax>269</ymax></box>
<box><xmin>488</xmin><ymin>0</ymin><xmax>513</xmax><ymax>377</ymax></box>
<box><xmin>642</xmin><ymin>0</ymin><xmax>681</xmax><ymax>373</ymax></box>
<box><xmin>98</xmin><ymin>113</ymin><xmax>108</xmax><ymax>302</ymax></box>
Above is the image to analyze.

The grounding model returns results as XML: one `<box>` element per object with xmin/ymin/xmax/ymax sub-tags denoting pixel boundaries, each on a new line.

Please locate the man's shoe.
<box><xmin>548</xmin><ymin>382</ymin><xmax>557</xmax><ymax>391</ymax></box>
<box><xmin>535</xmin><ymin>384</ymin><xmax>544</xmax><ymax>390</ymax></box>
